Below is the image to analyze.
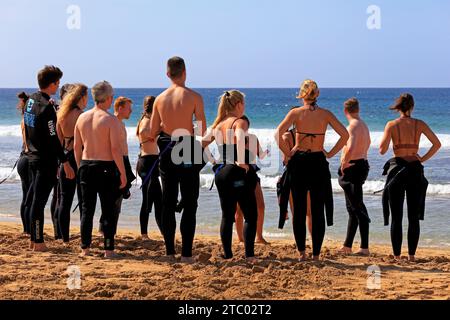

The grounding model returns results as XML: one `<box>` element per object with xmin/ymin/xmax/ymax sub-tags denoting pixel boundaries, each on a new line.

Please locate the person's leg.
<box><xmin>342</xmin><ymin>189</ymin><xmax>359</xmax><ymax>252</ymax></box>
<box><xmin>29</xmin><ymin>163</ymin><xmax>57</xmax><ymax>250</ymax></box>
<box><xmin>51</xmin><ymin>180</ymin><xmax>61</xmax><ymax>240</ymax></box>
<box><xmin>179</xmin><ymin>166</ymin><xmax>200</xmax><ymax>259</ymax></box>
<box><xmin>98</xmin><ymin>164</ymin><xmax>121</xmax><ymax>257</ymax></box>
<box><xmin>79</xmin><ymin>164</ymin><xmax>97</xmax><ymax>255</ymax></box>
<box><xmin>255</xmin><ymin>182</ymin><xmax>268</xmax><ymax>244</ymax></box>
<box><xmin>159</xmin><ymin>162</ymin><xmax>179</xmax><ymax>256</ymax></box>
<box><xmin>234</xmin><ymin>205</ymin><xmax>244</xmax><ymax>243</ymax></box>
<box><xmin>137</xmin><ymin>157</ymin><xmax>151</xmax><ymax>236</ymax></box>
<box><xmin>388</xmin><ymin>182</ymin><xmax>406</xmax><ymax>259</ymax></box>
<box><xmin>291</xmin><ymin>179</ymin><xmax>308</xmax><ymax>261</ymax></box>
<box><xmin>309</xmin><ymin>184</ymin><xmax>326</xmax><ymax>260</ymax></box>
<box><xmin>215</xmin><ymin>165</ymin><xmax>238</xmax><ymax>259</ymax></box>
<box><xmin>57</xmin><ymin>161</ymin><xmax>77</xmax><ymax>243</ymax></box>
<box><xmin>237</xmin><ymin>171</ymin><xmax>258</xmax><ymax>259</ymax></box>
<box><xmin>17</xmin><ymin>155</ymin><xmax>30</xmax><ymax>234</ymax></box>
<box><xmin>406</xmin><ymin>182</ymin><xmax>421</xmax><ymax>261</ymax></box>
<box><xmin>150</xmin><ymin>173</ymin><xmax>163</xmax><ymax>235</ymax></box>
<box><xmin>353</xmin><ymin>182</ymin><xmax>370</xmax><ymax>252</ymax></box>
<box><xmin>25</xmin><ymin>161</ymin><xmax>37</xmax><ymax>246</ymax></box>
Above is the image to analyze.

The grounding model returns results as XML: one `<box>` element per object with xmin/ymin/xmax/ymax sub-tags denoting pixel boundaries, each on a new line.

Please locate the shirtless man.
<box><xmin>338</xmin><ymin>98</ymin><xmax>372</xmax><ymax>256</ymax></box>
<box><xmin>74</xmin><ymin>81</ymin><xmax>127</xmax><ymax>258</ymax></box>
<box><xmin>149</xmin><ymin>56</ymin><xmax>206</xmax><ymax>262</ymax></box>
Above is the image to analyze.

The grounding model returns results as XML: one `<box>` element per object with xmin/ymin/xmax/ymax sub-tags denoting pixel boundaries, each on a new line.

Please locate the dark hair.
<box><xmin>344</xmin><ymin>97</ymin><xmax>360</xmax><ymax>114</ymax></box>
<box><xmin>17</xmin><ymin>91</ymin><xmax>30</xmax><ymax>114</ymax></box>
<box><xmin>167</xmin><ymin>56</ymin><xmax>186</xmax><ymax>79</ymax></box>
<box><xmin>390</xmin><ymin>93</ymin><xmax>414</xmax><ymax>113</ymax></box>
<box><xmin>17</xmin><ymin>91</ymin><xmax>29</xmax><ymax>102</ymax></box>
<box><xmin>136</xmin><ymin>96</ymin><xmax>156</xmax><ymax>137</ymax></box>
<box><xmin>241</xmin><ymin>115</ymin><xmax>250</xmax><ymax>127</ymax></box>
<box><xmin>143</xmin><ymin>96</ymin><xmax>156</xmax><ymax>114</ymax></box>
<box><xmin>37</xmin><ymin>65</ymin><xmax>63</xmax><ymax>90</ymax></box>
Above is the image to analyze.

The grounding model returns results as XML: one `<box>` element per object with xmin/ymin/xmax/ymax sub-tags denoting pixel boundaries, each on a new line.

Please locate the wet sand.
<box><xmin>0</xmin><ymin>222</ymin><xmax>449</xmax><ymax>300</ymax></box>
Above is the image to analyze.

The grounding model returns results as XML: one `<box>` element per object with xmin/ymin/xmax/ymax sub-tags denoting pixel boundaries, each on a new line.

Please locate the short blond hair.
<box><xmin>114</xmin><ymin>96</ymin><xmax>133</xmax><ymax>113</ymax></box>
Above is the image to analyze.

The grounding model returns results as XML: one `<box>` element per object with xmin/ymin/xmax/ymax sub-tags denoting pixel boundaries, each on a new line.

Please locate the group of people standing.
<box><xmin>15</xmin><ymin>57</ymin><xmax>441</xmax><ymax>262</ymax></box>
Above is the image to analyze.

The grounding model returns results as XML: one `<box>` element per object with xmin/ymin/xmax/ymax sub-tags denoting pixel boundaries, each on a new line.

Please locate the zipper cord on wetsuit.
<box><xmin>0</xmin><ymin>158</ymin><xmax>20</xmax><ymax>185</ymax></box>
<box><xmin>140</xmin><ymin>139</ymin><xmax>177</xmax><ymax>189</ymax></box>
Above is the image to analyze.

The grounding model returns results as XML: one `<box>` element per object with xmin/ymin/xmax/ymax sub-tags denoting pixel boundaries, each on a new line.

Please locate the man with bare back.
<box><xmin>74</xmin><ymin>81</ymin><xmax>127</xmax><ymax>258</ymax></box>
<box><xmin>149</xmin><ymin>57</ymin><xmax>207</xmax><ymax>263</ymax></box>
<box><xmin>338</xmin><ymin>98</ymin><xmax>372</xmax><ymax>256</ymax></box>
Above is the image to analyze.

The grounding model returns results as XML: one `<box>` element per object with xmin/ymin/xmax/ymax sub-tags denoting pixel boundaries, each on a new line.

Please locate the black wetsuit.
<box><xmin>55</xmin><ymin>146</ymin><xmax>82</xmax><ymax>243</ymax></box>
<box><xmin>213</xmin><ymin>118</ymin><xmax>258</xmax><ymax>259</ymax></box>
<box><xmin>214</xmin><ymin>143</ymin><xmax>258</xmax><ymax>259</ymax></box>
<box><xmin>338</xmin><ymin>159</ymin><xmax>371</xmax><ymax>249</ymax></box>
<box><xmin>17</xmin><ymin>149</ymin><xmax>31</xmax><ymax>234</ymax></box>
<box><xmin>98</xmin><ymin>156</ymin><xmax>135</xmax><ymax>236</ymax></box>
<box><xmin>289</xmin><ymin>151</ymin><xmax>333</xmax><ymax>256</ymax></box>
<box><xmin>137</xmin><ymin>154</ymin><xmax>162</xmax><ymax>235</ymax></box>
<box><xmin>382</xmin><ymin>158</ymin><xmax>428</xmax><ymax>256</ymax></box>
<box><xmin>79</xmin><ymin>160</ymin><xmax>121</xmax><ymax>251</ymax></box>
<box><xmin>23</xmin><ymin>92</ymin><xmax>67</xmax><ymax>244</ymax></box>
<box><xmin>157</xmin><ymin>132</ymin><xmax>203</xmax><ymax>257</ymax></box>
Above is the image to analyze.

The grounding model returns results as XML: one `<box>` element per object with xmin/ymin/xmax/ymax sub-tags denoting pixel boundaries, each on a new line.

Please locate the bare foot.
<box><xmin>29</xmin><ymin>241</ymin><xmax>35</xmax><ymax>250</ymax></box>
<box><xmin>79</xmin><ymin>249</ymin><xmax>91</xmax><ymax>257</ymax></box>
<box><xmin>181</xmin><ymin>256</ymin><xmax>195</xmax><ymax>264</ymax></box>
<box><xmin>256</xmin><ymin>238</ymin><xmax>270</xmax><ymax>245</ymax></box>
<box><xmin>246</xmin><ymin>256</ymin><xmax>257</xmax><ymax>264</ymax></box>
<box><xmin>338</xmin><ymin>246</ymin><xmax>352</xmax><ymax>255</ymax></box>
<box><xmin>312</xmin><ymin>255</ymin><xmax>320</xmax><ymax>261</ymax></box>
<box><xmin>141</xmin><ymin>234</ymin><xmax>150</xmax><ymax>241</ymax></box>
<box><xmin>355</xmin><ymin>249</ymin><xmax>370</xmax><ymax>256</ymax></box>
<box><xmin>164</xmin><ymin>255</ymin><xmax>177</xmax><ymax>263</ymax></box>
<box><xmin>394</xmin><ymin>255</ymin><xmax>401</xmax><ymax>261</ymax></box>
<box><xmin>33</xmin><ymin>243</ymin><xmax>48</xmax><ymax>252</ymax></box>
<box><xmin>299</xmin><ymin>251</ymin><xmax>308</xmax><ymax>262</ymax></box>
<box><xmin>104</xmin><ymin>251</ymin><xmax>120</xmax><ymax>259</ymax></box>
<box><xmin>408</xmin><ymin>255</ymin><xmax>416</xmax><ymax>262</ymax></box>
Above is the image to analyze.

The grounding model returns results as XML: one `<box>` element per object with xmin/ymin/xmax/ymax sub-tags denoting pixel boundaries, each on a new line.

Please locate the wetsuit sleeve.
<box><xmin>43</xmin><ymin>105</ymin><xmax>68</xmax><ymax>163</ymax></box>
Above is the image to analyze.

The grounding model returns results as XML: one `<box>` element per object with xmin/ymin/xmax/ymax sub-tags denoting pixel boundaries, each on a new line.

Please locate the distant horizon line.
<box><xmin>1</xmin><ymin>87</ymin><xmax>449</xmax><ymax>90</ymax></box>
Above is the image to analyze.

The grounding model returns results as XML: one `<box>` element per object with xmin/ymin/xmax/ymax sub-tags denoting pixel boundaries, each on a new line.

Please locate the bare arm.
<box><xmin>73</xmin><ymin>121</ymin><xmax>82</xmax><ymax>169</ymax></box>
<box><xmin>194</xmin><ymin>95</ymin><xmax>207</xmax><ymax>137</ymax></box>
<box><xmin>110</xmin><ymin>118</ymin><xmax>127</xmax><ymax>189</ymax></box>
<box><xmin>379</xmin><ymin>122</ymin><xmax>392</xmax><ymax>155</ymax></box>
<box><xmin>256</xmin><ymin>138</ymin><xmax>269</xmax><ymax>160</ymax></box>
<box><xmin>419</xmin><ymin>121</ymin><xmax>441</xmax><ymax>162</ymax></box>
<box><xmin>274</xmin><ymin>110</ymin><xmax>297</xmax><ymax>159</ymax></box>
<box><xmin>56</xmin><ymin>122</ymin><xmax>63</xmax><ymax>145</ymax></box>
<box><xmin>149</xmin><ymin>98</ymin><xmax>162</xmax><ymax>142</ymax></box>
<box><xmin>341</xmin><ymin>124</ymin><xmax>355</xmax><ymax>165</ymax></box>
<box><xmin>326</xmin><ymin>111</ymin><xmax>349</xmax><ymax>158</ymax></box>
<box><xmin>201</xmin><ymin>128</ymin><xmax>215</xmax><ymax>149</ymax></box>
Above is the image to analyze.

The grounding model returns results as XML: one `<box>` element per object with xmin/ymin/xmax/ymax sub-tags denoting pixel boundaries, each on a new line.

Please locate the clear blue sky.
<box><xmin>1</xmin><ymin>0</ymin><xmax>449</xmax><ymax>88</ymax></box>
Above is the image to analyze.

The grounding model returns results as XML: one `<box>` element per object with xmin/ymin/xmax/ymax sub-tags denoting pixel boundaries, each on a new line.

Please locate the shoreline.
<box><xmin>0</xmin><ymin>222</ymin><xmax>449</xmax><ymax>300</ymax></box>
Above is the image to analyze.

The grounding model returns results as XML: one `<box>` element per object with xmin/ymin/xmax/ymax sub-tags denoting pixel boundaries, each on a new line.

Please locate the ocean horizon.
<box><xmin>1</xmin><ymin>88</ymin><xmax>449</xmax><ymax>247</ymax></box>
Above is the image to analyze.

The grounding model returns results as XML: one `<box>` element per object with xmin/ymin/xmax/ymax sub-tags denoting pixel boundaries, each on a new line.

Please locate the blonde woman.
<box><xmin>203</xmin><ymin>90</ymin><xmax>258</xmax><ymax>261</ymax></box>
<box><xmin>55</xmin><ymin>84</ymin><xmax>88</xmax><ymax>243</ymax></box>
<box><xmin>275</xmin><ymin>80</ymin><xmax>348</xmax><ymax>261</ymax></box>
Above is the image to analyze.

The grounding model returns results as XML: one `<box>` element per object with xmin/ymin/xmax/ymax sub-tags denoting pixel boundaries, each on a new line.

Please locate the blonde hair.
<box><xmin>114</xmin><ymin>96</ymin><xmax>133</xmax><ymax>113</ymax></box>
<box><xmin>57</xmin><ymin>83</ymin><xmax>88</xmax><ymax>123</ymax></box>
<box><xmin>212</xmin><ymin>90</ymin><xmax>245</xmax><ymax>129</ymax></box>
<box><xmin>297</xmin><ymin>79</ymin><xmax>320</xmax><ymax>103</ymax></box>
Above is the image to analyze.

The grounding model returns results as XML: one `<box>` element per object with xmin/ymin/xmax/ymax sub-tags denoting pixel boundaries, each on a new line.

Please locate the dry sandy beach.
<box><xmin>0</xmin><ymin>222</ymin><xmax>449</xmax><ymax>300</ymax></box>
